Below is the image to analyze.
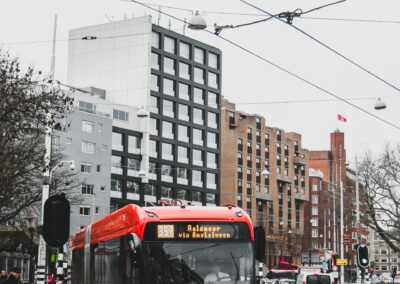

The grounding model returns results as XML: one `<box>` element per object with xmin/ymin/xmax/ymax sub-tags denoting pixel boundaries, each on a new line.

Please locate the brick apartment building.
<box><xmin>220</xmin><ymin>99</ymin><xmax>309</xmax><ymax>266</ymax></box>
<box><xmin>308</xmin><ymin>130</ymin><xmax>369</xmax><ymax>267</ymax></box>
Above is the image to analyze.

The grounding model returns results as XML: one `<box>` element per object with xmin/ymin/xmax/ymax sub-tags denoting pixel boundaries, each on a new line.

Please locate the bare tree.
<box><xmin>0</xmin><ymin>51</ymin><xmax>75</xmax><ymax>224</ymax></box>
<box><xmin>358</xmin><ymin>143</ymin><xmax>400</xmax><ymax>253</ymax></box>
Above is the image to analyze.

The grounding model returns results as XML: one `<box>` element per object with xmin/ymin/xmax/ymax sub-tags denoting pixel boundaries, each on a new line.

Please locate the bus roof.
<box><xmin>69</xmin><ymin>204</ymin><xmax>254</xmax><ymax>250</ymax></box>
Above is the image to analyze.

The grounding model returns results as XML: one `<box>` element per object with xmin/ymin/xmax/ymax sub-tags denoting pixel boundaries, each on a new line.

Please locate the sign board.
<box><xmin>336</xmin><ymin>259</ymin><xmax>348</xmax><ymax>266</ymax></box>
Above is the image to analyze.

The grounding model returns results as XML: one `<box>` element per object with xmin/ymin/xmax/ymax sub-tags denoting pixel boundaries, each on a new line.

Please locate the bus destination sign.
<box><xmin>158</xmin><ymin>224</ymin><xmax>233</xmax><ymax>240</ymax></box>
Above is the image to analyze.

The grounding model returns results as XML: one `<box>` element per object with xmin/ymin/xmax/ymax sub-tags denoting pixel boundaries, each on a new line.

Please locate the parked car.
<box><xmin>261</xmin><ymin>270</ymin><xmax>297</xmax><ymax>284</ymax></box>
<box><xmin>295</xmin><ymin>273</ymin><xmax>334</xmax><ymax>284</ymax></box>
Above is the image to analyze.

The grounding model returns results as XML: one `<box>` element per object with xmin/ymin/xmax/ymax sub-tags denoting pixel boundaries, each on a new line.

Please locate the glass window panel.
<box><xmin>178</xmin><ymin>146</ymin><xmax>189</xmax><ymax>164</ymax></box>
<box><xmin>192</xmin><ymin>191</ymin><xmax>202</xmax><ymax>203</ymax></box>
<box><xmin>179</xmin><ymin>42</ymin><xmax>190</xmax><ymax>59</ymax></box>
<box><xmin>209</xmin><ymin>52</ymin><xmax>218</xmax><ymax>68</ymax></box>
<box><xmin>152</xmin><ymin>32</ymin><xmax>160</xmax><ymax>48</ymax></box>
<box><xmin>149</xmin><ymin>140</ymin><xmax>158</xmax><ymax>158</ymax></box>
<box><xmin>151</xmin><ymin>74</ymin><xmax>159</xmax><ymax>92</ymax></box>
<box><xmin>207</xmin><ymin>152</ymin><xmax>217</xmax><ymax>169</ymax></box>
<box><xmin>208</xmin><ymin>92</ymin><xmax>218</xmax><ymax>108</ymax></box>
<box><xmin>194</xmin><ymin>47</ymin><xmax>205</xmax><ymax>64</ymax></box>
<box><xmin>128</xmin><ymin>135</ymin><xmax>141</xmax><ymax>154</ymax></box>
<box><xmin>179</xmin><ymin>62</ymin><xmax>190</xmax><ymax>80</ymax></box>
<box><xmin>163</xmin><ymin>78</ymin><xmax>175</xmax><ymax>96</ymax></box>
<box><xmin>82</xmin><ymin>141</ymin><xmax>95</xmax><ymax>154</ymax></box>
<box><xmin>192</xmin><ymin>170</ymin><xmax>203</xmax><ymax>187</ymax></box>
<box><xmin>163</xmin><ymin>99</ymin><xmax>174</xmax><ymax>118</ymax></box>
<box><xmin>150</xmin><ymin>95</ymin><xmax>159</xmax><ymax>114</ymax></box>
<box><xmin>177</xmin><ymin>167</ymin><xmax>188</xmax><ymax>185</ymax></box>
<box><xmin>112</xmin><ymin>132</ymin><xmax>123</xmax><ymax>151</ymax></box>
<box><xmin>193</xmin><ymin>128</ymin><xmax>204</xmax><ymax>145</ymax></box>
<box><xmin>126</xmin><ymin>181</ymin><xmax>139</xmax><ymax>194</ymax></box>
<box><xmin>178</xmin><ymin>125</ymin><xmax>189</xmax><ymax>142</ymax></box>
<box><xmin>193</xmin><ymin>108</ymin><xmax>204</xmax><ymax>125</ymax></box>
<box><xmin>111</xmin><ymin>179</ymin><xmax>122</xmax><ymax>192</ymax></box>
<box><xmin>206</xmin><ymin>193</ymin><xmax>216</xmax><ymax>204</ymax></box>
<box><xmin>151</xmin><ymin>52</ymin><xmax>160</xmax><ymax>70</ymax></box>
<box><xmin>164</xmin><ymin>57</ymin><xmax>175</xmax><ymax>75</ymax></box>
<box><xmin>176</xmin><ymin>188</ymin><xmax>187</xmax><ymax>200</ymax></box>
<box><xmin>208</xmin><ymin>72</ymin><xmax>218</xmax><ymax>89</ymax></box>
<box><xmin>193</xmin><ymin>149</ymin><xmax>203</xmax><ymax>166</ymax></box>
<box><xmin>178</xmin><ymin>104</ymin><xmax>190</xmax><ymax>121</ymax></box>
<box><xmin>207</xmin><ymin>173</ymin><xmax>217</xmax><ymax>189</ymax></box>
<box><xmin>82</xmin><ymin>121</ymin><xmax>94</xmax><ymax>133</ymax></box>
<box><xmin>207</xmin><ymin>132</ymin><xmax>217</xmax><ymax>149</ymax></box>
<box><xmin>150</xmin><ymin>118</ymin><xmax>158</xmax><ymax>136</ymax></box>
<box><xmin>207</xmin><ymin>112</ymin><xmax>218</xmax><ymax>128</ymax></box>
<box><xmin>161</xmin><ymin>143</ymin><xmax>173</xmax><ymax>161</ymax></box>
<box><xmin>193</xmin><ymin>88</ymin><xmax>204</xmax><ymax>104</ymax></box>
<box><xmin>178</xmin><ymin>83</ymin><xmax>190</xmax><ymax>101</ymax></box>
<box><xmin>161</xmin><ymin>186</ymin><xmax>173</xmax><ymax>199</ymax></box>
<box><xmin>162</xmin><ymin>121</ymin><xmax>174</xmax><ymax>139</ymax></box>
<box><xmin>194</xmin><ymin>67</ymin><xmax>204</xmax><ymax>84</ymax></box>
<box><xmin>164</xmin><ymin>36</ymin><xmax>175</xmax><ymax>54</ymax></box>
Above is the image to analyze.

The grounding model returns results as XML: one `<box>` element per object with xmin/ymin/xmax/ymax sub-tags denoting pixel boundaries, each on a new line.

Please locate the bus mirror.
<box><xmin>254</xmin><ymin>226</ymin><xmax>266</xmax><ymax>261</ymax></box>
<box><xmin>130</xmin><ymin>233</ymin><xmax>142</xmax><ymax>251</ymax></box>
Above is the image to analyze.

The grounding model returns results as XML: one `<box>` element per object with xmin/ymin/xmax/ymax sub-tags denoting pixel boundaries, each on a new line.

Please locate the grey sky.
<box><xmin>2</xmin><ymin>0</ymin><xmax>400</xmax><ymax>165</ymax></box>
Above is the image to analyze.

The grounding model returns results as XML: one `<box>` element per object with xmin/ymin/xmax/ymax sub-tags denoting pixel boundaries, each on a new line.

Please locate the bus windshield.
<box><xmin>142</xmin><ymin>241</ymin><xmax>254</xmax><ymax>284</ymax></box>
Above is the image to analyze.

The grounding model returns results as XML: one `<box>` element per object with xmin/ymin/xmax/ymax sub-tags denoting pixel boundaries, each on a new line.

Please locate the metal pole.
<box><xmin>324</xmin><ymin>209</ymin><xmax>327</xmax><ymax>249</ymax></box>
<box><xmin>333</xmin><ymin>165</ymin><xmax>337</xmax><ymax>254</ymax></box>
<box><xmin>37</xmin><ymin>14</ymin><xmax>57</xmax><ymax>284</ymax></box>
<box><xmin>356</xmin><ymin>155</ymin><xmax>361</xmax><ymax>283</ymax></box>
<box><xmin>91</xmin><ymin>194</ymin><xmax>95</xmax><ymax>224</ymax></box>
<box><xmin>340</xmin><ymin>180</ymin><xmax>345</xmax><ymax>284</ymax></box>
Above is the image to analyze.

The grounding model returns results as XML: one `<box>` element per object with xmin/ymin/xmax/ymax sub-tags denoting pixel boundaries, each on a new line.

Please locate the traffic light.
<box><xmin>332</xmin><ymin>253</ymin><xmax>339</xmax><ymax>266</ymax></box>
<box><xmin>357</xmin><ymin>244</ymin><xmax>369</xmax><ymax>268</ymax></box>
<box><xmin>43</xmin><ymin>194</ymin><xmax>70</xmax><ymax>247</ymax></box>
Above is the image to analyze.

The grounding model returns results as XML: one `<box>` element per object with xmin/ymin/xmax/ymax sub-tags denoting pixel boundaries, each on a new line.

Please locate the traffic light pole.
<box><xmin>340</xmin><ymin>180</ymin><xmax>344</xmax><ymax>284</ymax></box>
<box><xmin>355</xmin><ymin>156</ymin><xmax>361</xmax><ymax>283</ymax></box>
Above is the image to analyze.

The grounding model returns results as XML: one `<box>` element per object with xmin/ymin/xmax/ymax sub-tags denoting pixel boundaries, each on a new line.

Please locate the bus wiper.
<box><xmin>229</xmin><ymin>251</ymin><xmax>239</xmax><ymax>284</ymax></box>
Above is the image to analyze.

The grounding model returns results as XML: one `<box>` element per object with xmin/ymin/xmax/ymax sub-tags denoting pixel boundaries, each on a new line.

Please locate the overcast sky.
<box><xmin>2</xmin><ymin>0</ymin><xmax>400</xmax><ymax>166</ymax></box>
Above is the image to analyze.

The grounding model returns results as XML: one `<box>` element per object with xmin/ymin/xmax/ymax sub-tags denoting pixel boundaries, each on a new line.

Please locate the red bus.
<box><xmin>69</xmin><ymin>204</ymin><xmax>265</xmax><ymax>284</ymax></box>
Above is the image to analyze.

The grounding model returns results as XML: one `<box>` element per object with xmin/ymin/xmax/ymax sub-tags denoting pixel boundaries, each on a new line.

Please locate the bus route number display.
<box><xmin>157</xmin><ymin>223</ymin><xmax>235</xmax><ymax>240</ymax></box>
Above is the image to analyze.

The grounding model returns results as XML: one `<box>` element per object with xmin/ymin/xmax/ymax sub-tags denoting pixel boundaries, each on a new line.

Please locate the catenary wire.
<box><xmin>240</xmin><ymin>0</ymin><xmax>400</xmax><ymax>95</ymax></box>
<box><xmin>129</xmin><ymin>0</ymin><xmax>400</xmax><ymax>131</ymax></box>
<box><xmin>301</xmin><ymin>0</ymin><xmax>346</xmax><ymax>15</ymax></box>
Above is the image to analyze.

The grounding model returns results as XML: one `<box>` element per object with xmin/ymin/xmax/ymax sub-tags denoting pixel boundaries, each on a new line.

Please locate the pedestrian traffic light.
<box><xmin>43</xmin><ymin>194</ymin><xmax>70</xmax><ymax>247</ymax></box>
<box><xmin>356</xmin><ymin>244</ymin><xmax>369</xmax><ymax>268</ymax></box>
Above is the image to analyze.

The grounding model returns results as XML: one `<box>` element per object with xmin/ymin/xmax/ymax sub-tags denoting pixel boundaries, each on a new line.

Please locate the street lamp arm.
<box><xmin>49</xmin><ymin>160</ymin><xmax>75</xmax><ymax>178</ymax></box>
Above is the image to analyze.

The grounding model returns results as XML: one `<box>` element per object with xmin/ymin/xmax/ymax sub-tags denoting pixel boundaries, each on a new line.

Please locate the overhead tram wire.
<box><xmin>299</xmin><ymin>16</ymin><xmax>400</xmax><ymax>24</ymax></box>
<box><xmin>240</xmin><ymin>0</ymin><xmax>400</xmax><ymax>95</ymax></box>
<box><xmin>129</xmin><ymin>0</ymin><xmax>400</xmax><ymax>131</ymax></box>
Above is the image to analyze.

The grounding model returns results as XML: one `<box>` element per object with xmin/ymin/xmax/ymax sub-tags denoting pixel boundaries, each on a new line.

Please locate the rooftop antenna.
<box><xmin>157</xmin><ymin>5</ymin><xmax>161</xmax><ymax>25</ymax></box>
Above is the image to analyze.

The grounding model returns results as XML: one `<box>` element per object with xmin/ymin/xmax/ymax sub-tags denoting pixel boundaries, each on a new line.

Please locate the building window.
<box><xmin>193</xmin><ymin>128</ymin><xmax>204</xmax><ymax>145</ymax></box>
<box><xmin>161</xmin><ymin>143</ymin><xmax>174</xmax><ymax>161</ymax></box>
<box><xmin>208</xmin><ymin>92</ymin><xmax>218</xmax><ymax>108</ymax></box>
<box><xmin>81</xmin><ymin>184</ymin><xmax>94</xmax><ymax>195</ymax></box>
<box><xmin>206</xmin><ymin>193</ymin><xmax>216</xmax><ymax>205</ymax></box>
<box><xmin>111</xmin><ymin>156</ymin><xmax>123</xmax><ymax>174</ymax></box>
<box><xmin>66</xmin><ymin>138</ymin><xmax>72</xmax><ymax>145</ymax></box>
<box><xmin>112</xmin><ymin>132</ymin><xmax>123</xmax><ymax>151</ymax></box>
<box><xmin>177</xmin><ymin>146</ymin><xmax>189</xmax><ymax>164</ymax></box>
<box><xmin>51</xmin><ymin>135</ymin><xmax>60</xmax><ymax>147</ymax></box>
<box><xmin>82</xmin><ymin>120</ymin><xmax>94</xmax><ymax>133</ymax></box>
<box><xmin>79</xmin><ymin>206</ymin><xmax>91</xmax><ymax>216</ymax></box>
<box><xmin>111</xmin><ymin>179</ymin><xmax>122</xmax><ymax>192</ymax></box>
<box><xmin>207</xmin><ymin>152</ymin><xmax>217</xmax><ymax>169</ymax></box>
<box><xmin>152</xmin><ymin>31</ymin><xmax>160</xmax><ymax>48</ymax></box>
<box><xmin>312</xmin><ymin>195</ymin><xmax>318</xmax><ymax>204</ymax></box>
<box><xmin>194</xmin><ymin>67</ymin><xmax>205</xmax><ymax>84</ymax></box>
<box><xmin>163</xmin><ymin>78</ymin><xmax>175</xmax><ymax>97</ymax></box>
<box><xmin>193</xmin><ymin>108</ymin><xmax>204</xmax><ymax>125</ymax></box>
<box><xmin>80</xmin><ymin>163</ymin><xmax>92</xmax><ymax>173</ymax></box>
<box><xmin>100</xmin><ymin>186</ymin><xmax>105</xmax><ymax>191</ymax></box>
<box><xmin>207</xmin><ymin>132</ymin><xmax>217</xmax><ymax>149</ymax></box>
<box><xmin>164</xmin><ymin>57</ymin><xmax>175</xmax><ymax>75</ymax></box>
<box><xmin>128</xmin><ymin>136</ymin><xmax>141</xmax><ymax>154</ymax></box>
<box><xmin>177</xmin><ymin>167</ymin><xmax>188</xmax><ymax>184</ymax></box>
<box><xmin>79</xmin><ymin>100</ymin><xmax>96</xmax><ymax>113</ymax></box>
<box><xmin>312</xmin><ymin>184</ymin><xmax>318</xmax><ymax>191</ymax></box>
<box><xmin>194</xmin><ymin>47</ymin><xmax>205</xmax><ymax>64</ymax></box>
<box><xmin>192</xmin><ymin>170</ymin><xmax>203</xmax><ymax>187</ymax></box>
<box><xmin>193</xmin><ymin>88</ymin><xmax>204</xmax><ymax>104</ymax></box>
<box><xmin>179</xmin><ymin>41</ymin><xmax>190</xmax><ymax>59</ymax></box>
<box><xmin>179</xmin><ymin>62</ymin><xmax>190</xmax><ymax>80</ymax></box>
<box><xmin>207</xmin><ymin>112</ymin><xmax>218</xmax><ymax>128</ymax></box>
<box><xmin>127</xmin><ymin>158</ymin><xmax>140</xmax><ymax>172</ymax></box>
<box><xmin>178</xmin><ymin>83</ymin><xmax>190</xmax><ymax>101</ymax></box>
<box><xmin>150</xmin><ymin>118</ymin><xmax>159</xmax><ymax>136</ymax></box>
<box><xmin>161</xmin><ymin>165</ymin><xmax>173</xmax><ymax>182</ymax></box>
<box><xmin>144</xmin><ymin>184</ymin><xmax>157</xmax><ymax>202</ymax></box>
<box><xmin>178</xmin><ymin>104</ymin><xmax>190</xmax><ymax>121</ymax></box>
<box><xmin>164</xmin><ymin>36</ymin><xmax>175</xmax><ymax>54</ymax></box>
<box><xmin>208</xmin><ymin>72</ymin><xmax>218</xmax><ymax>89</ymax></box>
<box><xmin>177</xmin><ymin>188</ymin><xmax>187</xmax><ymax>200</ymax></box>
<box><xmin>209</xmin><ymin>52</ymin><xmax>218</xmax><ymax>69</ymax></box>
<box><xmin>193</xmin><ymin>149</ymin><xmax>204</xmax><ymax>166</ymax></box>
<box><xmin>151</xmin><ymin>52</ymin><xmax>160</xmax><ymax>70</ymax></box>
<box><xmin>151</xmin><ymin>74</ymin><xmax>159</xmax><ymax>92</ymax></box>
<box><xmin>162</xmin><ymin>121</ymin><xmax>174</xmax><ymax>139</ymax></box>
<box><xmin>113</xmin><ymin>109</ymin><xmax>129</xmax><ymax>122</ymax></box>
<box><xmin>206</xmin><ymin>173</ymin><xmax>217</xmax><ymax>189</ymax></box>
<box><xmin>312</xmin><ymin>229</ymin><xmax>318</xmax><ymax>238</ymax></box>
<box><xmin>161</xmin><ymin>186</ymin><xmax>173</xmax><ymax>199</ymax></box>
<box><xmin>312</xmin><ymin>206</ymin><xmax>318</xmax><ymax>215</ymax></box>
<box><xmin>82</xmin><ymin>141</ymin><xmax>95</xmax><ymax>154</ymax></box>
<box><xmin>178</xmin><ymin>125</ymin><xmax>189</xmax><ymax>142</ymax></box>
<box><xmin>149</xmin><ymin>95</ymin><xmax>159</xmax><ymax>114</ymax></box>
<box><xmin>192</xmin><ymin>191</ymin><xmax>202</xmax><ymax>203</ymax></box>
<box><xmin>97</xmin><ymin>165</ymin><xmax>101</xmax><ymax>172</ymax></box>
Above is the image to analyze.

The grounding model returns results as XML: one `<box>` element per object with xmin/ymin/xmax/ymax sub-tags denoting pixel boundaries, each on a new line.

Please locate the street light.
<box><xmin>188</xmin><ymin>11</ymin><xmax>207</xmax><ymax>30</ymax></box>
<box><xmin>23</xmin><ymin>212</ymin><xmax>38</xmax><ymax>283</ymax></box>
<box><xmin>374</xmin><ymin>98</ymin><xmax>387</xmax><ymax>110</ymax></box>
<box><xmin>261</xmin><ymin>169</ymin><xmax>270</xmax><ymax>176</ymax></box>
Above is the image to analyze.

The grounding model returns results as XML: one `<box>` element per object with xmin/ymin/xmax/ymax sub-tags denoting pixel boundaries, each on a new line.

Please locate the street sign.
<box><xmin>336</xmin><ymin>259</ymin><xmax>348</xmax><ymax>266</ymax></box>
